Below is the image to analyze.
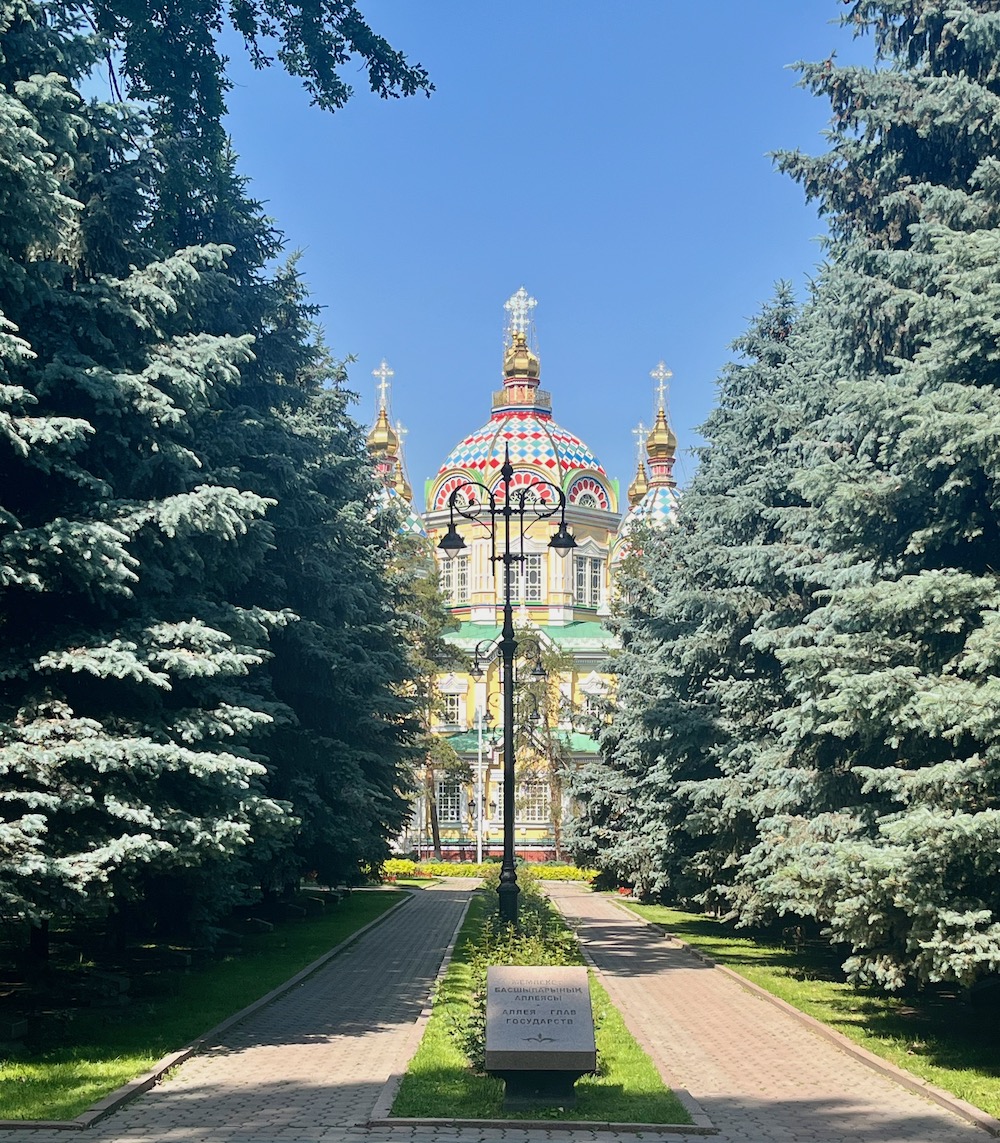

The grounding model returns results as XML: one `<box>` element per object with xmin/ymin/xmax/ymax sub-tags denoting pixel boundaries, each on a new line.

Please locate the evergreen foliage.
<box><xmin>575</xmin><ymin>1</ymin><xmax>1000</xmax><ymax>991</ymax></box>
<box><xmin>65</xmin><ymin>1</ymin><xmax>431</xmax><ymax>253</ymax></box>
<box><xmin>0</xmin><ymin>0</ymin><xmax>420</xmax><ymax>941</ymax></box>
<box><xmin>389</xmin><ymin>533</ymin><xmax>462</xmax><ymax>859</ymax></box>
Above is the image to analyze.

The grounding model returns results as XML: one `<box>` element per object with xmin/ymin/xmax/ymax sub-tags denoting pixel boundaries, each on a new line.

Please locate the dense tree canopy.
<box><xmin>573</xmin><ymin>0</ymin><xmax>1000</xmax><ymax>991</ymax></box>
<box><xmin>0</xmin><ymin>0</ymin><xmax>423</xmax><ymax>942</ymax></box>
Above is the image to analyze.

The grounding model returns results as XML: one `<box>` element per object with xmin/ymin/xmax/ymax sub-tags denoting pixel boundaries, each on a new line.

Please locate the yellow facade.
<box><xmin>370</xmin><ymin>293</ymin><xmax>679</xmax><ymax>861</ymax></box>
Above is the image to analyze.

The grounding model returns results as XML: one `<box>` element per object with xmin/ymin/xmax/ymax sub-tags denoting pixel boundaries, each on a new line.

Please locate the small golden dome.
<box><xmin>503</xmin><ymin>330</ymin><xmax>540</xmax><ymax>381</ymax></box>
<box><xmin>393</xmin><ymin>459</ymin><xmax>412</xmax><ymax>502</ymax></box>
<box><xmin>627</xmin><ymin>459</ymin><xmax>649</xmax><ymax>507</ymax></box>
<box><xmin>646</xmin><ymin>407</ymin><xmax>677</xmax><ymax>459</ymax></box>
<box><xmin>367</xmin><ymin>407</ymin><xmax>398</xmax><ymax>455</ymax></box>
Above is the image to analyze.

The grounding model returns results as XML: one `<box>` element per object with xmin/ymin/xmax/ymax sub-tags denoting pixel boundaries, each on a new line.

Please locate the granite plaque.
<box><xmin>485</xmin><ymin>965</ymin><xmax>596</xmax><ymax>1073</ymax></box>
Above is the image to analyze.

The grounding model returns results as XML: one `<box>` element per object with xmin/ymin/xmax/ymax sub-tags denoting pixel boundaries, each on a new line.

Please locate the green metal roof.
<box><xmin>439</xmin><ymin>729</ymin><xmax>600</xmax><ymax>756</ymax></box>
<box><xmin>446</xmin><ymin>620</ymin><xmax>614</xmax><ymax>652</ymax></box>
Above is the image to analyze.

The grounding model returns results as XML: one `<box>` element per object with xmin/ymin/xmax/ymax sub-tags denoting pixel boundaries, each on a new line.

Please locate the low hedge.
<box><xmin>381</xmin><ymin>858</ymin><xmax>596</xmax><ymax>882</ymax></box>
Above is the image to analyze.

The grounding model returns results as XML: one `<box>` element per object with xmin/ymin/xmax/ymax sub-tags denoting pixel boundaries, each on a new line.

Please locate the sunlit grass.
<box><xmin>622</xmin><ymin>901</ymin><xmax>1000</xmax><ymax>1120</ymax></box>
<box><xmin>392</xmin><ymin>891</ymin><xmax>691</xmax><ymax>1123</ymax></box>
<box><xmin>0</xmin><ymin>891</ymin><xmax>404</xmax><ymax>1121</ymax></box>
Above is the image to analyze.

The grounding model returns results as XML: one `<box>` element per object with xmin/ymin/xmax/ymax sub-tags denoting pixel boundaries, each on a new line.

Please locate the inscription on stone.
<box><xmin>485</xmin><ymin>965</ymin><xmax>596</xmax><ymax>1073</ymax></box>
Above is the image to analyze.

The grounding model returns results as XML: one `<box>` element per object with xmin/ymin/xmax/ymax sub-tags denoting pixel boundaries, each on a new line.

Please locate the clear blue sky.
<box><xmin>220</xmin><ymin>3</ymin><xmax>871</xmax><ymax>503</ymax></box>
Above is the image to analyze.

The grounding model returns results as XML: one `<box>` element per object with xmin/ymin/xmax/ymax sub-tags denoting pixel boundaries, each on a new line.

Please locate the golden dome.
<box><xmin>503</xmin><ymin>330</ymin><xmax>540</xmax><ymax>381</ymax></box>
<box><xmin>646</xmin><ymin>407</ymin><xmax>677</xmax><ymax>460</ymax></box>
<box><xmin>627</xmin><ymin>459</ymin><xmax>649</xmax><ymax>507</ymax></box>
<box><xmin>366</xmin><ymin>407</ymin><xmax>398</xmax><ymax>455</ymax></box>
<box><xmin>393</xmin><ymin>458</ymin><xmax>412</xmax><ymax>502</ymax></box>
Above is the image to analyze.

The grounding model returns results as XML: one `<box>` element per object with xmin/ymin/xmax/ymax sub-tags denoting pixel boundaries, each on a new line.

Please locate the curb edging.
<box><xmin>612</xmin><ymin>899</ymin><xmax>1000</xmax><ymax>1139</ymax></box>
<box><xmin>367</xmin><ymin>1115</ymin><xmax>716</xmax><ymax>1135</ymax></box>
<box><xmin>369</xmin><ymin>884</ymin><xmax>715</xmax><ymax>1136</ymax></box>
<box><xmin>0</xmin><ymin>890</ymin><xmax>414</xmax><ymax>1132</ymax></box>
<box><xmin>368</xmin><ymin>889</ymin><xmax>474</xmax><ymax>1123</ymax></box>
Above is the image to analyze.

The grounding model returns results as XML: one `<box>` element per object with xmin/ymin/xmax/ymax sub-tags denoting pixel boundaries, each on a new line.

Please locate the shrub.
<box><xmin>385</xmin><ymin>860</ymin><xmax>597</xmax><ymax>882</ymax></box>
<box><xmin>421</xmin><ymin>862</ymin><xmax>484</xmax><ymax>878</ymax></box>
<box><xmin>455</xmin><ymin>877</ymin><xmax>581</xmax><ymax>1070</ymax></box>
<box><xmin>532</xmin><ymin>863</ymin><xmax>597</xmax><ymax>882</ymax></box>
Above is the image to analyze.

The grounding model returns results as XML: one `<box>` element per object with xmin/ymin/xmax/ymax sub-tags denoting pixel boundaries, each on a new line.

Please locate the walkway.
<box><xmin>0</xmin><ymin>880</ymin><xmax>989</xmax><ymax>1143</ymax></box>
<box><xmin>546</xmin><ymin>881</ymin><xmax>986</xmax><ymax>1143</ymax></box>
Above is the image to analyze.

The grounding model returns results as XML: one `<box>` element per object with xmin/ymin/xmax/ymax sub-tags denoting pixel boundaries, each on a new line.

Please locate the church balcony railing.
<box><xmin>492</xmin><ymin>387</ymin><xmax>552</xmax><ymax>411</ymax></box>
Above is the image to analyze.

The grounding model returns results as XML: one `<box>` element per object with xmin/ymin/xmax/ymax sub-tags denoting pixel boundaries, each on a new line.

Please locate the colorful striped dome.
<box><xmin>430</xmin><ymin>410</ymin><xmax>611</xmax><ymax>512</ymax></box>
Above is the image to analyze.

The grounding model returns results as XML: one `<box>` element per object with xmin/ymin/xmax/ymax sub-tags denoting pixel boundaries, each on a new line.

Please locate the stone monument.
<box><xmin>485</xmin><ymin>965</ymin><xmax>597</xmax><ymax>1108</ymax></box>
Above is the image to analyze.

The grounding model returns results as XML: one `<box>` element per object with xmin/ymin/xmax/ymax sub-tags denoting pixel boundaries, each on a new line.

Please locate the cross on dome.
<box><xmin>632</xmin><ymin>420</ymin><xmax>649</xmax><ymax>463</ymax></box>
<box><xmin>650</xmin><ymin>361</ymin><xmax>673</xmax><ymax>410</ymax></box>
<box><xmin>372</xmin><ymin>359</ymin><xmax>394</xmax><ymax>409</ymax></box>
<box><xmin>504</xmin><ymin>287</ymin><xmax>537</xmax><ymax>336</ymax></box>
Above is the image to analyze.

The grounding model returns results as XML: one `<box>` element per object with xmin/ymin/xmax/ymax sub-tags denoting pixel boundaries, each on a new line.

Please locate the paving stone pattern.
<box><xmin>546</xmin><ymin>881</ymin><xmax>984</xmax><ymax>1143</ymax></box>
<box><xmin>0</xmin><ymin>880</ymin><xmax>988</xmax><ymax>1143</ymax></box>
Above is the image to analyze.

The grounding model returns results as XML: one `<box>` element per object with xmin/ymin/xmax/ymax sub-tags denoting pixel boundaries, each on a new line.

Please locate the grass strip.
<box><xmin>392</xmin><ymin>888</ymin><xmax>691</xmax><ymax>1123</ymax></box>
<box><xmin>1</xmin><ymin>890</ymin><xmax>403</xmax><ymax>1121</ymax></box>
<box><xmin>621</xmin><ymin>900</ymin><xmax>1000</xmax><ymax>1120</ymax></box>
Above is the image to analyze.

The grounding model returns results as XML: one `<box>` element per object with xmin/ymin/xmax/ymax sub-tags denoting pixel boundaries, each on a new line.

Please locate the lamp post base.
<box><xmin>497</xmin><ymin>879</ymin><xmax>520</xmax><ymax>923</ymax></box>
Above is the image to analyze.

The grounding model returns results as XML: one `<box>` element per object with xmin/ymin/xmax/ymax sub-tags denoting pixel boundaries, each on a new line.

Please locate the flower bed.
<box><xmin>381</xmin><ymin>858</ymin><xmax>596</xmax><ymax>882</ymax></box>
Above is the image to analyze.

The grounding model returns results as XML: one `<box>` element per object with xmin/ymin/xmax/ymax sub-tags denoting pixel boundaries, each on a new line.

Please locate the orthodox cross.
<box><xmin>650</xmin><ymin>361</ymin><xmax>672</xmax><ymax>410</ymax></box>
<box><xmin>372</xmin><ymin>359</ymin><xmax>394</xmax><ymax>409</ymax></box>
<box><xmin>632</xmin><ymin>420</ymin><xmax>649</xmax><ymax>463</ymax></box>
<box><xmin>504</xmin><ymin>286</ymin><xmax>537</xmax><ymax>335</ymax></box>
<box><xmin>395</xmin><ymin>420</ymin><xmax>408</xmax><ymax>448</ymax></box>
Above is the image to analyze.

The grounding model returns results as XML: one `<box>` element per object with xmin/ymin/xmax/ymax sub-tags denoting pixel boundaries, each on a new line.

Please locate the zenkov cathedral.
<box><xmin>367</xmin><ymin>288</ymin><xmax>679</xmax><ymax>861</ymax></box>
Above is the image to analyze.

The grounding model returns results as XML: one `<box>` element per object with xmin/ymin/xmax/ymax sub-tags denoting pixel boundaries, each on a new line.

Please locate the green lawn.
<box><xmin>392</xmin><ymin>891</ymin><xmax>691</xmax><ymax>1124</ymax></box>
<box><xmin>621</xmin><ymin>901</ymin><xmax>1000</xmax><ymax>1120</ymax></box>
<box><xmin>0</xmin><ymin>890</ymin><xmax>404</xmax><ymax>1121</ymax></box>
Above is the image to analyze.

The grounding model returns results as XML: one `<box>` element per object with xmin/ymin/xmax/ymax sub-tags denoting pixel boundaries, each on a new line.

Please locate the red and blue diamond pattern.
<box><xmin>432</xmin><ymin>411</ymin><xmax>608</xmax><ymax>510</ymax></box>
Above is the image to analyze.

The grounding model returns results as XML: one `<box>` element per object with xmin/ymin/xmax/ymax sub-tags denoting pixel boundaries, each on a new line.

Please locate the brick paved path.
<box><xmin>0</xmin><ymin>880</ymin><xmax>988</xmax><ymax>1143</ymax></box>
<box><xmin>546</xmin><ymin>881</ymin><xmax>984</xmax><ymax>1143</ymax></box>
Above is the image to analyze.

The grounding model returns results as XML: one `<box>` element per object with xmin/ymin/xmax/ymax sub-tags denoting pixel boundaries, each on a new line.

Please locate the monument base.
<box><xmin>485</xmin><ymin>965</ymin><xmax>597</xmax><ymax>1111</ymax></box>
<box><xmin>494</xmin><ymin>1068</ymin><xmax>588</xmax><ymax>1109</ymax></box>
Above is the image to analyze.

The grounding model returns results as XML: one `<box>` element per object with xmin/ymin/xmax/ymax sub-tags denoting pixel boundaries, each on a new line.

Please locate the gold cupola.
<box><xmin>366</xmin><ymin>407</ymin><xmax>399</xmax><ymax>456</ymax></box>
<box><xmin>646</xmin><ymin>407</ymin><xmax>677</xmax><ymax>460</ymax></box>
<box><xmin>627</xmin><ymin>459</ymin><xmax>649</xmax><ymax>506</ymax></box>
<box><xmin>393</xmin><ymin>458</ymin><xmax>413</xmax><ymax>502</ymax></box>
<box><xmin>503</xmin><ymin>330</ymin><xmax>541</xmax><ymax>381</ymax></box>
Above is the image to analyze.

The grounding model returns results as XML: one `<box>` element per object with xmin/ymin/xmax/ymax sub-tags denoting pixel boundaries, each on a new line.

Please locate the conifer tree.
<box><xmin>1</xmin><ymin>0</ymin><xmax>422</xmax><ymax>939</ymax></box>
<box><xmin>750</xmin><ymin>1</ymin><xmax>1000</xmax><ymax>988</ymax></box>
<box><xmin>568</xmin><ymin>526</ymin><xmax>707</xmax><ymax>898</ymax></box>
<box><xmin>0</xmin><ymin>2</ymin><xmax>290</xmax><ymax>935</ymax></box>
<box><xmin>569</xmin><ymin>287</ymin><xmax>826</xmax><ymax>901</ymax></box>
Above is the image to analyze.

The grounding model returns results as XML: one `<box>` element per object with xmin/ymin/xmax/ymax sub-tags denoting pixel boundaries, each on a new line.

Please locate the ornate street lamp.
<box><xmin>438</xmin><ymin>444</ymin><xmax>576</xmax><ymax>922</ymax></box>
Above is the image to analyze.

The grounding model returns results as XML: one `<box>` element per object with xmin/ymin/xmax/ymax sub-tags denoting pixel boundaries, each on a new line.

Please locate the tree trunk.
<box><xmin>425</xmin><ymin>764</ymin><xmax>442</xmax><ymax>859</ymax></box>
<box><xmin>550</xmin><ymin>771</ymin><xmax>565</xmax><ymax>861</ymax></box>
<box><xmin>28</xmin><ymin>919</ymin><xmax>49</xmax><ymax>962</ymax></box>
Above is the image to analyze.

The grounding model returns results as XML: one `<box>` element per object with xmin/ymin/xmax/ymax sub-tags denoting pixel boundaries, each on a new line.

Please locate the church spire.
<box><xmin>627</xmin><ymin>420</ymin><xmax>649</xmax><ymax>506</ymax></box>
<box><xmin>645</xmin><ymin>362</ymin><xmax>677</xmax><ymax>488</ymax></box>
<box><xmin>392</xmin><ymin>420</ymin><xmax>413</xmax><ymax>502</ymax></box>
<box><xmin>367</xmin><ymin>358</ymin><xmax>399</xmax><ymax>455</ymax></box>
<box><xmin>494</xmin><ymin>286</ymin><xmax>549</xmax><ymax>416</ymax></box>
<box><xmin>366</xmin><ymin>359</ymin><xmax>414</xmax><ymax>503</ymax></box>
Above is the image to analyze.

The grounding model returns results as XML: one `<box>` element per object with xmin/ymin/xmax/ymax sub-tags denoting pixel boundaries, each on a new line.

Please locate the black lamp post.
<box><xmin>438</xmin><ymin>444</ymin><xmax>576</xmax><ymax>923</ymax></box>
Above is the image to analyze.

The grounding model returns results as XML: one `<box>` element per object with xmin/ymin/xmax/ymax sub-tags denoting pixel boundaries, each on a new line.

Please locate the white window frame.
<box><xmin>441</xmin><ymin>693</ymin><xmax>462</xmax><ymax>726</ymax></box>
<box><xmin>440</xmin><ymin>554</ymin><xmax>470</xmax><ymax>604</ymax></box>
<box><xmin>436</xmin><ymin>778</ymin><xmax>464</xmax><ymax>822</ymax></box>
<box><xmin>573</xmin><ymin>555</ymin><xmax>603</xmax><ymax>607</ymax></box>
<box><xmin>517</xmin><ymin>780</ymin><xmax>551</xmax><ymax>824</ymax></box>
<box><xmin>514</xmin><ymin>552</ymin><xmax>544</xmax><ymax>603</ymax></box>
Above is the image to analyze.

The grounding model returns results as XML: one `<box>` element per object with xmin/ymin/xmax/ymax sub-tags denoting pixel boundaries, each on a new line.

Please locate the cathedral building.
<box><xmin>368</xmin><ymin>289</ymin><xmax>678</xmax><ymax>861</ymax></box>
